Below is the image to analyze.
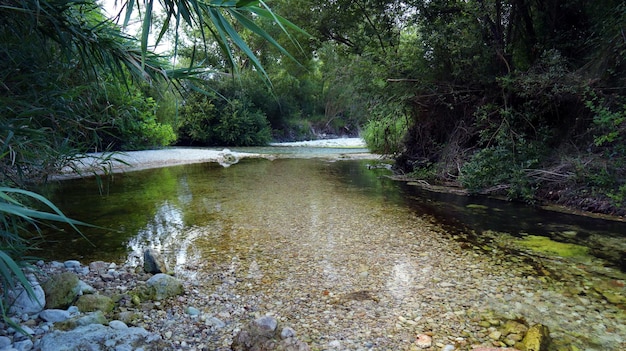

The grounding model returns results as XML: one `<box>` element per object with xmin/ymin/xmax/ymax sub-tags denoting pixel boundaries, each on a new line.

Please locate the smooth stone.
<box><xmin>109</xmin><ymin>320</ymin><xmax>128</xmax><ymax>330</ymax></box>
<box><xmin>144</xmin><ymin>274</ymin><xmax>183</xmax><ymax>301</ymax></box>
<box><xmin>0</xmin><ymin>336</ymin><xmax>11</xmax><ymax>348</ymax></box>
<box><xmin>39</xmin><ymin>309</ymin><xmax>71</xmax><ymax>323</ymax></box>
<box><xmin>75</xmin><ymin>294</ymin><xmax>114</xmax><ymax>313</ymax></box>
<box><xmin>8</xmin><ymin>274</ymin><xmax>46</xmax><ymax>315</ymax></box>
<box><xmin>50</xmin><ymin>261</ymin><xmax>64</xmax><ymax>269</ymax></box>
<box><xmin>13</xmin><ymin>339</ymin><xmax>33</xmax><ymax>351</ymax></box>
<box><xmin>88</xmin><ymin>261</ymin><xmax>109</xmax><ymax>274</ymax></box>
<box><xmin>143</xmin><ymin>248</ymin><xmax>168</xmax><ymax>274</ymax></box>
<box><xmin>253</xmin><ymin>316</ymin><xmax>278</xmax><ymax>337</ymax></box>
<box><xmin>416</xmin><ymin>334</ymin><xmax>432</xmax><ymax>348</ymax></box>
<box><xmin>206</xmin><ymin>317</ymin><xmax>226</xmax><ymax>329</ymax></box>
<box><xmin>520</xmin><ymin>324</ymin><xmax>551</xmax><ymax>351</ymax></box>
<box><xmin>77</xmin><ymin>280</ymin><xmax>96</xmax><ymax>295</ymax></box>
<box><xmin>281</xmin><ymin>327</ymin><xmax>296</xmax><ymax>339</ymax></box>
<box><xmin>185</xmin><ymin>306</ymin><xmax>201</xmax><ymax>316</ymax></box>
<box><xmin>37</xmin><ymin>323</ymin><xmax>161</xmax><ymax>351</ymax></box>
<box><xmin>63</xmin><ymin>260</ymin><xmax>81</xmax><ymax>269</ymax></box>
<box><xmin>489</xmin><ymin>330</ymin><xmax>502</xmax><ymax>340</ymax></box>
<box><xmin>76</xmin><ymin>311</ymin><xmax>108</xmax><ymax>326</ymax></box>
<box><xmin>328</xmin><ymin>340</ymin><xmax>341</xmax><ymax>349</ymax></box>
<box><xmin>20</xmin><ymin>325</ymin><xmax>35</xmax><ymax>335</ymax></box>
<box><xmin>42</xmin><ymin>272</ymin><xmax>80</xmax><ymax>309</ymax></box>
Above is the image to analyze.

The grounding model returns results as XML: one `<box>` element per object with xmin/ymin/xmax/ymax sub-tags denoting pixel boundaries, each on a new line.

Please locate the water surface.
<box><xmin>39</xmin><ymin>158</ymin><xmax>626</xmax><ymax>350</ymax></box>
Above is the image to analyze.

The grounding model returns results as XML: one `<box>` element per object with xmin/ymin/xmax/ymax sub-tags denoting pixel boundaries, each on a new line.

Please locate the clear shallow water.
<box><xmin>37</xmin><ymin>158</ymin><xmax>626</xmax><ymax>350</ymax></box>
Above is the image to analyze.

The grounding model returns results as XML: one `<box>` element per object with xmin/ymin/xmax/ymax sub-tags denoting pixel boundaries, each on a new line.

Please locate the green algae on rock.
<box><xmin>75</xmin><ymin>294</ymin><xmax>115</xmax><ymax>313</ymax></box>
<box><xmin>517</xmin><ymin>324</ymin><xmax>551</xmax><ymax>351</ymax></box>
<box><xmin>42</xmin><ymin>272</ymin><xmax>80</xmax><ymax>309</ymax></box>
<box><xmin>517</xmin><ymin>235</ymin><xmax>589</xmax><ymax>258</ymax></box>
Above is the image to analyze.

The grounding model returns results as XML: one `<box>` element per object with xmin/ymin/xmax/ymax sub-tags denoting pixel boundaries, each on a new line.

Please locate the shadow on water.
<box><xmin>389</xmin><ymin>181</ymin><xmax>626</xmax><ymax>271</ymax></box>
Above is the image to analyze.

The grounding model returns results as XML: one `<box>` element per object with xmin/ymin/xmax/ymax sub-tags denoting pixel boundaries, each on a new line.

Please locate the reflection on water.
<box><xmin>38</xmin><ymin>158</ymin><xmax>626</xmax><ymax>350</ymax></box>
<box><xmin>387</xmin><ymin>258</ymin><xmax>417</xmax><ymax>300</ymax></box>
<box><xmin>394</xmin><ymin>182</ymin><xmax>626</xmax><ymax>271</ymax></box>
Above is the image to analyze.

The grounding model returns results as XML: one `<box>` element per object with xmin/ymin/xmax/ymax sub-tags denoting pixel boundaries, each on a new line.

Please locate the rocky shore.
<box><xmin>3</xmin><ymin>257</ymin><xmax>313</xmax><ymax>351</ymax></box>
<box><xmin>3</xmin><ymin>243</ymin><xmax>624</xmax><ymax>351</ymax></box>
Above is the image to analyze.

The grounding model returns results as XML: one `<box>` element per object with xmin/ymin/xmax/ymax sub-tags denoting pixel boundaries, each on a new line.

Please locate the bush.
<box><xmin>460</xmin><ymin>143</ymin><xmax>543</xmax><ymax>202</ymax></box>
<box><xmin>362</xmin><ymin>103</ymin><xmax>410</xmax><ymax>154</ymax></box>
<box><xmin>215</xmin><ymin>99</ymin><xmax>272</xmax><ymax>146</ymax></box>
<box><xmin>94</xmin><ymin>85</ymin><xmax>176</xmax><ymax>150</ymax></box>
<box><xmin>177</xmin><ymin>91</ymin><xmax>271</xmax><ymax>146</ymax></box>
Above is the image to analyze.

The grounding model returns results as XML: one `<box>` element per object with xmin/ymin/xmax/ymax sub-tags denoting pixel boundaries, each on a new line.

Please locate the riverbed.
<box><xmin>39</xmin><ymin>142</ymin><xmax>626</xmax><ymax>351</ymax></box>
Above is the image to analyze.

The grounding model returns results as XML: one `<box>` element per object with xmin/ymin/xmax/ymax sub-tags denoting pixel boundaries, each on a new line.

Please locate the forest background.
<box><xmin>1</xmin><ymin>0</ymin><xmax>625</xmax><ymax>323</ymax></box>
<box><xmin>2</xmin><ymin>0</ymin><xmax>626</xmax><ymax>213</ymax></box>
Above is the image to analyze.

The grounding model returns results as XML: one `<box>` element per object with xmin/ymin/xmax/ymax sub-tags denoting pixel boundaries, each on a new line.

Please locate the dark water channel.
<box><xmin>37</xmin><ymin>157</ymin><xmax>626</xmax><ymax>350</ymax></box>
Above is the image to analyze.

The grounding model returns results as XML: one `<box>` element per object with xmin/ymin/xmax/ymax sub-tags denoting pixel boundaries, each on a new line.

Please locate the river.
<box><xmin>38</xmin><ymin>155</ymin><xmax>626</xmax><ymax>350</ymax></box>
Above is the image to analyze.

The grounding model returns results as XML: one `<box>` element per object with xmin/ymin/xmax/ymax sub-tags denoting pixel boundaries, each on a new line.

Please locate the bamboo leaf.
<box><xmin>236</xmin><ymin>0</ymin><xmax>259</xmax><ymax>8</ymax></box>
<box><xmin>206</xmin><ymin>7</ymin><xmax>238</xmax><ymax>74</ymax></box>
<box><xmin>213</xmin><ymin>8</ymin><xmax>271</xmax><ymax>85</ymax></box>
<box><xmin>140</xmin><ymin>0</ymin><xmax>154</xmax><ymax>66</ymax></box>
<box><xmin>229</xmin><ymin>9</ymin><xmax>298</xmax><ymax>64</ymax></box>
<box><xmin>0</xmin><ymin>250</ymin><xmax>36</xmax><ymax>305</ymax></box>
<box><xmin>122</xmin><ymin>0</ymin><xmax>135</xmax><ymax>28</ymax></box>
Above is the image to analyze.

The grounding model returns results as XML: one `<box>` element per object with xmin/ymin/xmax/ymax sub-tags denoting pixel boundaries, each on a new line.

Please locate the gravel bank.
<box><xmin>53</xmin><ymin>138</ymin><xmax>372</xmax><ymax>180</ymax></box>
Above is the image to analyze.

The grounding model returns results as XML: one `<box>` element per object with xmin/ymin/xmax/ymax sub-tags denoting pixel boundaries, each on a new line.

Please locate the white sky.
<box><xmin>99</xmin><ymin>0</ymin><xmax>172</xmax><ymax>53</ymax></box>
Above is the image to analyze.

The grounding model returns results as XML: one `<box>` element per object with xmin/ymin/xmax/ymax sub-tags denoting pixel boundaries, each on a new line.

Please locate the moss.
<box><xmin>75</xmin><ymin>294</ymin><xmax>115</xmax><ymax>313</ymax></box>
<box><xmin>42</xmin><ymin>272</ymin><xmax>80</xmax><ymax>309</ymax></box>
<box><xmin>517</xmin><ymin>235</ymin><xmax>589</xmax><ymax>258</ymax></box>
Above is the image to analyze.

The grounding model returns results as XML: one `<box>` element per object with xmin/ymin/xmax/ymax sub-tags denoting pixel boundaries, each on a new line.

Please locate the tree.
<box><xmin>0</xmin><ymin>0</ymin><xmax>303</xmax><ymax>322</ymax></box>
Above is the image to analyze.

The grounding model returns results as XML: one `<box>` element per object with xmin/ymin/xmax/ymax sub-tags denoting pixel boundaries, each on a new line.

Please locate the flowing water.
<box><xmin>38</xmin><ymin>157</ymin><xmax>626</xmax><ymax>350</ymax></box>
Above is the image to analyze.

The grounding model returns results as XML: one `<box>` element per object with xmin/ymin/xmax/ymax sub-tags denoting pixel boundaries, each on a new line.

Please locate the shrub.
<box><xmin>177</xmin><ymin>92</ymin><xmax>271</xmax><ymax>146</ymax></box>
<box><xmin>215</xmin><ymin>99</ymin><xmax>272</xmax><ymax>146</ymax></box>
<box><xmin>362</xmin><ymin>103</ymin><xmax>410</xmax><ymax>154</ymax></box>
<box><xmin>460</xmin><ymin>143</ymin><xmax>543</xmax><ymax>202</ymax></box>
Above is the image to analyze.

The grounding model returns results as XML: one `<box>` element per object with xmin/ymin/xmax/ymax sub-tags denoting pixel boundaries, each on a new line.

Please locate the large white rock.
<box><xmin>38</xmin><ymin>324</ymin><xmax>164</xmax><ymax>351</ymax></box>
<box><xmin>8</xmin><ymin>274</ymin><xmax>45</xmax><ymax>315</ymax></box>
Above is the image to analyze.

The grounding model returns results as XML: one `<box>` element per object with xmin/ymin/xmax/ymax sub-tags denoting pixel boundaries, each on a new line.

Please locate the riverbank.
<box><xmin>52</xmin><ymin>138</ymin><xmax>378</xmax><ymax>180</ymax></box>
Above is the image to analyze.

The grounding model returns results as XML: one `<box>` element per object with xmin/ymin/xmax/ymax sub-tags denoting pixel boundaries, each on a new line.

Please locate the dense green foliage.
<box><xmin>178</xmin><ymin>88</ymin><xmax>271</xmax><ymax>146</ymax></box>
<box><xmin>277</xmin><ymin>0</ymin><xmax>625</xmax><ymax>213</ymax></box>
<box><xmin>2</xmin><ymin>0</ymin><xmax>626</xmax><ymax>322</ymax></box>
<box><xmin>0</xmin><ymin>0</ymin><xmax>301</xmax><ymax>322</ymax></box>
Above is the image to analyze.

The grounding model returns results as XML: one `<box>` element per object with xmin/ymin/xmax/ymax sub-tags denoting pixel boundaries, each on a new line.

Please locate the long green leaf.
<box><xmin>123</xmin><ymin>0</ymin><xmax>135</xmax><ymax>28</ymax></box>
<box><xmin>229</xmin><ymin>9</ymin><xmax>298</xmax><ymax>63</ymax></box>
<box><xmin>206</xmin><ymin>7</ymin><xmax>238</xmax><ymax>74</ymax></box>
<box><xmin>236</xmin><ymin>0</ymin><xmax>258</xmax><ymax>8</ymax></box>
<box><xmin>214</xmin><ymin>8</ymin><xmax>271</xmax><ymax>85</ymax></box>
<box><xmin>140</xmin><ymin>0</ymin><xmax>154</xmax><ymax>67</ymax></box>
<box><xmin>0</xmin><ymin>188</ymin><xmax>91</xmax><ymax>232</ymax></box>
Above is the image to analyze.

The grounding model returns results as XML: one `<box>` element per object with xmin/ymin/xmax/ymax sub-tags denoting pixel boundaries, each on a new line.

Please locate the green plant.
<box><xmin>585</xmin><ymin>92</ymin><xmax>626</xmax><ymax>147</ymax></box>
<box><xmin>215</xmin><ymin>99</ymin><xmax>272</xmax><ymax>146</ymax></box>
<box><xmin>0</xmin><ymin>0</ymin><xmax>305</xmax><ymax>325</ymax></box>
<box><xmin>362</xmin><ymin>103</ymin><xmax>410</xmax><ymax>154</ymax></box>
<box><xmin>460</xmin><ymin>144</ymin><xmax>542</xmax><ymax>202</ymax></box>
<box><xmin>0</xmin><ymin>187</ymin><xmax>87</xmax><ymax>324</ymax></box>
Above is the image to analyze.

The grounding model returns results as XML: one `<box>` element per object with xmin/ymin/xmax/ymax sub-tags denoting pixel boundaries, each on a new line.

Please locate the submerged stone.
<box><xmin>143</xmin><ymin>248</ymin><xmax>168</xmax><ymax>274</ymax></box>
<box><xmin>518</xmin><ymin>324</ymin><xmax>551</xmax><ymax>351</ymax></box>
<box><xmin>517</xmin><ymin>235</ymin><xmax>589</xmax><ymax>258</ymax></box>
